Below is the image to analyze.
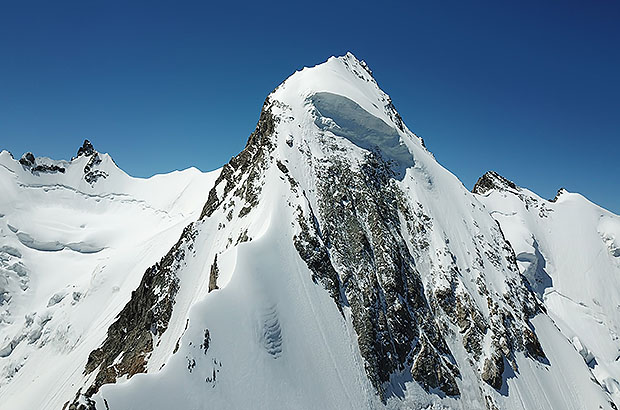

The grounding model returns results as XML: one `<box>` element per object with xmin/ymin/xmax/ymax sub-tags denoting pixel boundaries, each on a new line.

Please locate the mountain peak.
<box><xmin>75</xmin><ymin>139</ymin><xmax>96</xmax><ymax>159</ymax></box>
<box><xmin>550</xmin><ymin>187</ymin><xmax>567</xmax><ymax>202</ymax></box>
<box><xmin>472</xmin><ymin>170</ymin><xmax>519</xmax><ymax>195</ymax></box>
<box><xmin>5</xmin><ymin>54</ymin><xmax>620</xmax><ymax>410</ymax></box>
<box><xmin>272</xmin><ymin>52</ymin><xmax>380</xmax><ymax>108</ymax></box>
<box><xmin>18</xmin><ymin>151</ymin><xmax>66</xmax><ymax>175</ymax></box>
<box><xmin>262</xmin><ymin>53</ymin><xmax>418</xmax><ymax>181</ymax></box>
<box><xmin>336</xmin><ymin>51</ymin><xmax>374</xmax><ymax>76</ymax></box>
<box><xmin>18</xmin><ymin>151</ymin><xmax>36</xmax><ymax>167</ymax></box>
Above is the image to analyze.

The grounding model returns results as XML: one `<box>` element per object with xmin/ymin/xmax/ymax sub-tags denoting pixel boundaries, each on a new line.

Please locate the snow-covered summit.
<box><xmin>2</xmin><ymin>54</ymin><xmax>619</xmax><ymax>410</ymax></box>
<box><xmin>270</xmin><ymin>52</ymin><xmax>414</xmax><ymax>147</ymax></box>
<box><xmin>78</xmin><ymin>54</ymin><xmax>620</xmax><ymax>410</ymax></box>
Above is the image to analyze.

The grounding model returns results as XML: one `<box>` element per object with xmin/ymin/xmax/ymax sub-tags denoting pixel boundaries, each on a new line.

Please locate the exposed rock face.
<box><xmin>473</xmin><ymin>171</ymin><xmax>518</xmax><ymax>195</ymax></box>
<box><xmin>19</xmin><ymin>152</ymin><xmax>35</xmax><ymax>167</ymax></box>
<box><xmin>73</xmin><ymin>224</ymin><xmax>198</xmax><ymax>404</ymax></box>
<box><xmin>83</xmin><ymin>153</ymin><xmax>107</xmax><ymax>185</ymax></box>
<box><xmin>282</xmin><ymin>93</ymin><xmax>546</xmax><ymax>399</ymax></box>
<box><xmin>301</xmin><ymin>152</ymin><xmax>461</xmax><ymax>399</ymax></box>
<box><xmin>293</xmin><ymin>204</ymin><xmax>344</xmax><ymax>311</ymax></box>
<box><xmin>550</xmin><ymin>188</ymin><xmax>566</xmax><ymax>202</ymax></box>
<box><xmin>208</xmin><ymin>255</ymin><xmax>219</xmax><ymax>292</ymax></box>
<box><xmin>75</xmin><ymin>139</ymin><xmax>96</xmax><ymax>158</ymax></box>
<box><xmin>19</xmin><ymin>152</ymin><xmax>66</xmax><ymax>174</ymax></box>
<box><xmin>200</xmin><ymin>97</ymin><xmax>277</xmax><ymax>221</ymax></box>
<box><xmin>482</xmin><ymin>355</ymin><xmax>504</xmax><ymax>391</ymax></box>
<box><xmin>72</xmin><ymin>140</ymin><xmax>109</xmax><ymax>185</ymax></box>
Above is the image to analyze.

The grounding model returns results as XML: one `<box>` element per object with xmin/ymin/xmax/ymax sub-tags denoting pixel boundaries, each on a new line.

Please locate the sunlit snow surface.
<box><xmin>479</xmin><ymin>187</ymin><xmax>620</xmax><ymax>405</ymax></box>
<box><xmin>91</xmin><ymin>54</ymin><xmax>619</xmax><ymax>410</ymax></box>
<box><xmin>309</xmin><ymin>92</ymin><xmax>413</xmax><ymax>178</ymax></box>
<box><xmin>0</xmin><ymin>149</ymin><xmax>219</xmax><ymax>409</ymax></box>
<box><xmin>1</xmin><ymin>53</ymin><xmax>619</xmax><ymax>410</ymax></box>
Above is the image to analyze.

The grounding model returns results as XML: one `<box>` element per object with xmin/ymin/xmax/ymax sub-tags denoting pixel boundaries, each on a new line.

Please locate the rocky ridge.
<box><xmin>89</xmin><ymin>54</ymin><xmax>557</xmax><ymax>409</ymax></box>
<box><xmin>7</xmin><ymin>53</ymin><xmax>617</xmax><ymax>410</ymax></box>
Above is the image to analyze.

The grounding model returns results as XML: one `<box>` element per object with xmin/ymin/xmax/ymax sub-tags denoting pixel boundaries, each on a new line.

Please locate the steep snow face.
<box><xmin>476</xmin><ymin>173</ymin><xmax>620</xmax><ymax>406</ymax></box>
<box><xmin>0</xmin><ymin>144</ymin><xmax>219</xmax><ymax>410</ymax></box>
<box><xmin>309</xmin><ymin>92</ymin><xmax>413</xmax><ymax>178</ymax></box>
<box><xmin>75</xmin><ymin>53</ymin><xmax>618</xmax><ymax>410</ymax></box>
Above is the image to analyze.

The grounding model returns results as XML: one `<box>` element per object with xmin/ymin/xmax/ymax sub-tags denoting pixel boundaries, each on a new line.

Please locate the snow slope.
<box><xmin>476</xmin><ymin>172</ymin><xmax>620</xmax><ymax>405</ymax></box>
<box><xmin>0</xmin><ymin>144</ymin><xmax>219</xmax><ymax>409</ymax></box>
<box><xmin>2</xmin><ymin>54</ymin><xmax>618</xmax><ymax>410</ymax></box>
<box><xmin>80</xmin><ymin>54</ymin><xmax>619</xmax><ymax>410</ymax></box>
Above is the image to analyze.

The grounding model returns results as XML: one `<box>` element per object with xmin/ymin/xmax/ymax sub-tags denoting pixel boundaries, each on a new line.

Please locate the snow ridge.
<box><xmin>1</xmin><ymin>54</ymin><xmax>619</xmax><ymax>410</ymax></box>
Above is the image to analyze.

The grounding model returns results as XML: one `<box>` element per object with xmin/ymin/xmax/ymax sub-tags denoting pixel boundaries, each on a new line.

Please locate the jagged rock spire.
<box><xmin>472</xmin><ymin>170</ymin><xmax>519</xmax><ymax>195</ymax></box>
<box><xmin>19</xmin><ymin>152</ymin><xmax>36</xmax><ymax>167</ymax></box>
<box><xmin>75</xmin><ymin>139</ymin><xmax>96</xmax><ymax>158</ymax></box>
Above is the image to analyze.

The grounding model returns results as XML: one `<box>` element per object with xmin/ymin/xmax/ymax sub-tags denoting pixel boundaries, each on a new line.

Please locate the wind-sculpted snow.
<box><xmin>310</xmin><ymin>92</ymin><xmax>414</xmax><ymax>179</ymax></box>
<box><xmin>515</xmin><ymin>240</ymin><xmax>552</xmax><ymax>298</ymax></box>
<box><xmin>476</xmin><ymin>171</ymin><xmax>620</xmax><ymax>408</ymax></box>
<box><xmin>16</xmin><ymin>231</ymin><xmax>105</xmax><ymax>253</ymax></box>
<box><xmin>259</xmin><ymin>304</ymin><xmax>283</xmax><ymax>358</ymax></box>
<box><xmin>600</xmin><ymin>216</ymin><xmax>620</xmax><ymax>258</ymax></box>
<box><xmin>0</xmin><ymin>143</ymin><xmax>219</xmax><ymax>410</ymax></box>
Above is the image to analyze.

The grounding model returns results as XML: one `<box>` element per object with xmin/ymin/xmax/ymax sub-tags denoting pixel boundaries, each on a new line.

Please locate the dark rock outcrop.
<box><xmin>83</xmin><ymin>153</ymin><xmax>107</xmax><ymax>185</ymax></box>
<box><xmin>550</xmin><ymin>188</ymin><xmax>566</xmax><ymax>203</ymax></box>
<box><xmin>77</xmin><ymin>224</ymin><xmax>198</xmax><ymax>401</ymax></box>
<box><xmin>473</xmin><ymin>171</ymin><xmax>518</xmax><ymax>195</ymax></box>
<box><xmin>75</xmin><ymin>139</ymin><xmax>96</xmax><ymax>158</ymax></box>
<box><xmin>293</xmin><ymin>204</ymin><xmax>344</xmax><ymax>311</ymax></box>
<box><xmin>19</xmin><ymin>152</ymin><xmax>65</xmax><ymax>174</ymax></box>
<box><xmin>19</xmin><ymin>152</ymin><xmax>35</xmax><ymax>167</ymax></box>
<box><xmin>208</xmin><ymin>255</ymin><xmax>219</xmax><ymax>292</ymax></box>
<box><xmin>200</xmin><ymin>97</ymin><xmax>277</xmax><ymax>220</ymax></box>
<box><xmin>72</xmin><ymin>140</ymin><xmax>108</xmax><ymax>185</ymax></box>
<box><xmin>296</xmin><ymin>152</ymin><xmax>461</xmax><ymax>400</ymax></box>
<box><xmin>482</xmin><ymin>354</ymin><xmax>504</xmax><ymax>391</ymax></box>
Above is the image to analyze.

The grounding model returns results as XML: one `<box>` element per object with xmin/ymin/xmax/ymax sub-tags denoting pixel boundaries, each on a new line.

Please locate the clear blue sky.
<box><xmin>1</xmin><ymin>1</ymin><xmax>619</xmax><ymax>213</ymax></box>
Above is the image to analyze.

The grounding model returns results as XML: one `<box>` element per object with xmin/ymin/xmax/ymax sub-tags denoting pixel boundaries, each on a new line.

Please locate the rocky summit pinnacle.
<box><xmin>472</xmin><ymin>170</ymin><xmax>519</xmax><ymax>195</ymax></box>
<box><xmin>75</xmin><ymin>139</ymin><xmax>96</xmax><ymax>158</ymax></box>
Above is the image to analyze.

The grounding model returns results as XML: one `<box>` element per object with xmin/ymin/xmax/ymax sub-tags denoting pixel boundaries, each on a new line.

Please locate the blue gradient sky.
<box><xmin>1</xmin><ymin>1</ymin><xmax>619</xmax><ymax>213</ymax></box>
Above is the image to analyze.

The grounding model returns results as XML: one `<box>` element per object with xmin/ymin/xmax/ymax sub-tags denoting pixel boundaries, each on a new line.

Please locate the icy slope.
<box><xmin>475</xmin><ymin>171</ymin><xmax>620</xmax><ymax>405</ymax></box>
<box><xmin>0</xmin><ymin>142</ymin><xmax>219</xmax><ymax>409</ymax></box>
<box><xmin>57</xmin><ymin>53</ymin><xmax>619</xmax><ymax>410</ymax></box>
